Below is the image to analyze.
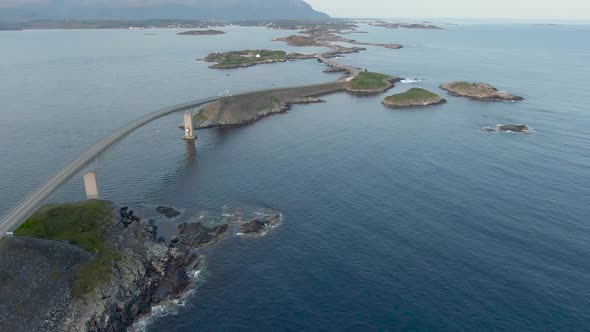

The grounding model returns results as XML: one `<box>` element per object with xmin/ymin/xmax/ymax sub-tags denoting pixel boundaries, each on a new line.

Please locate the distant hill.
<box><xmin>0</xmin><ymin>0</ymin><xmax>329</xmax><ymax>22</ymax></box>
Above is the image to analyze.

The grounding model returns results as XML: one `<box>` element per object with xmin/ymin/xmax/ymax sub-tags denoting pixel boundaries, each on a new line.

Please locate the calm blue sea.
<box><xmin>1</xmin><ymin>22</ymin><xmax>589</xmax><ymax>331</ymax></box>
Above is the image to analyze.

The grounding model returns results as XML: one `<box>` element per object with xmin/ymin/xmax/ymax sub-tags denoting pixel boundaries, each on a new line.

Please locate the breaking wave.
<box><xmin>401</xmin><ymin>78</ymin><xmax>422</xmax><ymax>84</ymax></box>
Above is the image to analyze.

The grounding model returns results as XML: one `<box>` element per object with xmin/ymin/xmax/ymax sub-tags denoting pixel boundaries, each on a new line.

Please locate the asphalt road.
<box><xmin>316</xmin><ymin>54</ymin><xmax>361</xmax><ymax>80</ymax></box>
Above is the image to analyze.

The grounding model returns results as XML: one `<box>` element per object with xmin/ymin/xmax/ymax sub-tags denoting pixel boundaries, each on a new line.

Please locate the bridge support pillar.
<box><xmin>183</xmin><ymin>113</ymin><xmax>196</xmax><ymax>140</ymax></box>
<box><xmin>83</xmin><ymin>172</ymin><xmax>99</xmax><ymax>200</ymax></box>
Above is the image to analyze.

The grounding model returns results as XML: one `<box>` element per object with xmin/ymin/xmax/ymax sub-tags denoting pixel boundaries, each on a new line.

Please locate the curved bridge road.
<box><xmin>0</xmin><ymin>96</ymin><xmax>220</xmax><ymax>237</ymax></box>
<box><xmin>0</xmin><ymin>48</ymin><xmax>361</xmax><ymax>238</ymax></box>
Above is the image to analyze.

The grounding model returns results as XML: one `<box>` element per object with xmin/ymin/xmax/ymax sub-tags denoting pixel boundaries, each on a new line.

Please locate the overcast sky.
<box><xmin>305</xmin><ymin>0</ymin><xmax>590</xmax><ymax>20</ymax></box>
<box><xmin>1</xmin><ymin>0</ymin><xmax>589</xmax><ymax>20</ymax></box>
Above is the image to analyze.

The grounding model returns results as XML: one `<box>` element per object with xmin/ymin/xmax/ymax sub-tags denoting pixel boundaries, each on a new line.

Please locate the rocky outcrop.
<box><xmin>370</xmin><ymin>21</ymin><xmax>443</xmax><ymax>30</ymax></box>
<box><xmin>2</xmin><ymin>202</ymin><xmax>283</xmax><ymax>331</ymax></box>
<box><xmin>274</xmin><ymin>33</ymin><xmax>403</xmax><ymax>51</ymax></box>
<box><xmin>193</xmin><ymin>82</ymin><xmax>346</xmax><ymax>129</ymax></box>
<box><xmin>177</xmin><ymin>29</ymin><xmax>225</xmax><ymax>35</ymax></box>
<box><xmin>59</xmin><ymin>207</ymin><xmax>202</xmax><ymax>331</ymax></box>
<box><xmin>482</xmin><ymin>124</ymin><xmax>530</xmax><ymax>133</ymax></box>
<box><xmin>2</xmin><ymin>204</ymin><xmax>232</xmax><ymax>331</ymax></box>
<box><xmin>499</xmin><ymin>124</ymin><xmax>529</xmax><ymax>132</ymax></box>
<box><xmin>381</xmin><ymin>88</ymin><xmax>446</xmax><ymax>108</ymax></box>
<box><xmin>240</xmin><ymin>213</ymin><xmax>282</xmax><ymax>236</ymax></box>
<box><xmin>156</xmin><ymin>206</ymin><xmax>181</xmax><ymax>218</ymax></box>
<box><xmin>323</xmin><ymin>67</ymin><xmax>349</xmax><ymax>73</ymax></box>
<box><xmin>178</xmin><ymin>222</ymin><xmax>228</xmax><ymax>247</ymax></box>
<box><xmin>440</xmin><ymin>82</ymin><xmax>524</xmax><ymax>101</ymax></box>
<box><xmin>273</xmin><ymin>35</ymin><xmax>323</xmax><ymax>47</ymax></box>
<box><xmin>283</xmin><ymin>96</ymin><xmax>324</xmax><ymax>104</ymax></box>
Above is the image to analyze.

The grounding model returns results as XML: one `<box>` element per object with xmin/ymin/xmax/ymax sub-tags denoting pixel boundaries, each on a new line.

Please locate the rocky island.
<box><xmin>240</xmin><ymin>213</ymin><xmax>282</xmax><ymax>236</ymax></box>
<box><xmin>194</xmin><ymin>82</ymin><xmax>345</xmax><ymax>128</ymax></box>
<box><xmin>346</xmin><ymin>71</ymin><xmax>400</xmax><ymax>94</ymax></box>
<box><xmin>193</xmin><ymin>70</ymin><xmax>399</xmax><ymax>128</ymax></box>
<box><xmin>370</xmin><ymin>21</ymin><xmax>443</xmax><ymax>30</ymax></box>
<box><xmin>156</xmin><ymin>205</ymin><xmax>181</xmax><ymax>218</ymax></box>
<box><xmin>200</xmin><ymin>49</ymin><xmax>313</xmax><ymax>69</ymax></box>
<box><xmin>440</xmin><ymin>82</ymin><xmax>524</xmax><ymax>101</ymax></box>
<box><xmin>177</xmin><ymin>29</ymin><xmax>225</xmax><ymax>35</ymax></box>
<box><xmin>382</xmin><ymin>88</ymin><xmax>446</xmax><ymax>108</ymax></box>
<box><xmin>275</xmin><ymin>32</ymin><xmax>403</xmax><ymax>50</ymax></box>
<box><xmin>482</xmin><ymin>124</ymin><xmax>530</xmax><ymax>133</ymax></box>
<box><xmin>0</xmin><ymin>200</ymin><xmax>282</xmax><ymax>331</ymax></box>
<box><xmin>274</xmin><ymin>34</ymin><xmax>324</xmax><ymax>47</ymax></box>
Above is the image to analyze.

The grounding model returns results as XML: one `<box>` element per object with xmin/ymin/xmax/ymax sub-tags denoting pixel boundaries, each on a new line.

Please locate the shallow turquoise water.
<box><xmin>1</xmin><ymin>23</ymin><xmax>589</xmax><ymax>330</ymax></box>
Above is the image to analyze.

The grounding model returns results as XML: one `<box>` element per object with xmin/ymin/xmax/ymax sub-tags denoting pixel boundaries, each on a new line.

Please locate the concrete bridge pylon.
<box><xmin>183</xmin><ymin>113</ymin><xmax>196</xmax><ymax>141</ymax></box>
<box><xmin>83</xmin><ymin>172</ymin><xmax>99</xmax><ymax>200</ymax></box>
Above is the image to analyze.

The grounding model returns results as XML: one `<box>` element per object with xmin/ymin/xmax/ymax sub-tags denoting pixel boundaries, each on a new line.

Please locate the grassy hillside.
<box><xmin>384</xmin><ymin>88</ymin><xmax>440</xmax><ymax>103</ymax></box>
<box><xmin>15</xmin><ymin>201</ymin><xmax>116</xmax><ymax>297</ymax></box>
<box><xmin>349</xmin><ymin>72</ymin><xmax>391</xmax><ymax>90</ymax></box>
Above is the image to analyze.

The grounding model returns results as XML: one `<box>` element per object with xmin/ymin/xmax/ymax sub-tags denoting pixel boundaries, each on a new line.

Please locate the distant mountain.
<box><xmin>0</xmin><ymin>0</ymin><xmax>330</xmax><ymax>22</ymax></box>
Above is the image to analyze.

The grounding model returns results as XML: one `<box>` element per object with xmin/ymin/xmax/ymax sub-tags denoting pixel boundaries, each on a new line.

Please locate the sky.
<box><xmin>305</xmin><ymin>0</ymin><xmax>590</xmax><ymax>20</ymax></box>
<box><xmin>1</xmin><ymin>0</ymin><xmax>588</xmax><ymax>20</ymax></box>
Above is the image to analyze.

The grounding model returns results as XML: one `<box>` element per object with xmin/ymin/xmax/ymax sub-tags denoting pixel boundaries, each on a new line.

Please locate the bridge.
<box><xmin>316</xmin><ymin>54</ymin><xmax>361</xmax><ymax>81</ymax></box>
<box><xmin>0</xmin><ymin>96</ymin><xmax>220</xmax><ymax>238</ymax></box>
<box><xmin>0</xmin><ymin>50</ymin><xmax>366</xmax><ymax>238</ymax></box>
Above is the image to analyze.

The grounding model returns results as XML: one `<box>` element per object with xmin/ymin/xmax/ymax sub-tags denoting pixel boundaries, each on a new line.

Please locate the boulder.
<box><xmin>156</xmin><ymin>206</ymin><xmax>181</xmax><ymax>218</ymax></box>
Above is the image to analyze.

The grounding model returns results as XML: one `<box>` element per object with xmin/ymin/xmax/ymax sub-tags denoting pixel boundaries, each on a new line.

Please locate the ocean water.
<box><xmin>1</xmin><ymin>22</ymin><xmax>590</xmax><ymax>330</ymax></box>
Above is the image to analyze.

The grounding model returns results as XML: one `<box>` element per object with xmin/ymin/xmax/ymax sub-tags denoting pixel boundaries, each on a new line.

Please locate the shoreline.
<box><xmin>1</xmin><ymin>202</ymin><xmax>282</xmax><ymax>331</ymax></box>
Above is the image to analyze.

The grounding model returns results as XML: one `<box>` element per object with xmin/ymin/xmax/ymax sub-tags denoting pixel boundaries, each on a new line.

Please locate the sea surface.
<box><xmin>1</xmin><ymin>22</ymin><xmax>589</xmax><ymax>331</ymax></box>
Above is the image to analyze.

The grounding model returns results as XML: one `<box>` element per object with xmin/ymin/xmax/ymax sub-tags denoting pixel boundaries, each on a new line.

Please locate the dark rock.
<box><xmin>66</xmin><ymin>207</ymin><xmax>201</xmax><ymax>332</ymax></box>
<box><xmin>481</xmin><ymin>127</ymin><xmax>498</xmax><ymax>132</ymax></box>
<box><xmin>241</xmin><ymin>213</ymin><xmax>281</xmax><ymax>235</ymax></box>
<box><xmin>177</xmin><ymin>29</ymin><xmax>225</xmax><ymax>36</ymax></box>
<box><xmin>323</xmin><ymin>67</ymin><xmax>348</xmax><ymax>73</ymax></box>
<box><xmin>156</xmin><ymin>206</ymin><xmax>181</xmax><ymax>218</ymax></box>
<box><xmin>498</xmin><ymin>124</ymin><xmax>529</xmax><ymax>133</ymax></box>
<box><xmin>178</xmin><ymin>222</ymin><xmax>228</xmax><ymax>247</ymax></box>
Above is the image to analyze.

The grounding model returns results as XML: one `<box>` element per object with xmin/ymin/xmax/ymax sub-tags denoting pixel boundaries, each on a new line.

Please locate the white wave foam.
<box><xmin>193</xmin><ymin>269</ymin><xmax>202</xmax><ymax>279</ymax></box>
<box><xmin>132</xmin><ymin>268</ymin><xmax>203</xmax><ymax>331</ymax></box>
<box><xmin>401</xmin><ymin>78</ymin><xmax>422</xmax><ymax>84</ymax></box>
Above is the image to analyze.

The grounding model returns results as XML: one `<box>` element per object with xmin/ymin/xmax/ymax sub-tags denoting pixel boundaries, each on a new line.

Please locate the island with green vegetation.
<box><xmin>177</xmin><ymin>29</ymin><xmax>225</xmax><ymax>35</ymax></box>
<box><xmin>347</xmin><ymin>71</ymin><xmax>400</xmax><ymax>94</ymax></box>
<box><xmin>274</xmin><ymin>34</ymin><xmax>324</xmax><ymax>47</ymax></box>
<box><xmin>200</xmin><ymin>49</ymin><xmax>313</xmax><ymax>68</ymax></box>
<box><xmin>440</xmin><ymin>82</ymin><xmax>524</xmax><ymax>101</ymax></box>
<box><xmin>382</xmin><ymin>88</ymin><xmax>447</xmax><ymax>108</ymax></box>
<box><xmin>0</xmin><ymin>200</ymin><xmax>282</xmax><ymax>330</ymax></box>
<box><xmin>275</xmin><ymin>31</ymin><xmax>402</xmax><ymax>50</ymax></box>
<box><xmin>193</xmin><ymin>71</ymin><xmax>400</xmax><ymax>128</ymax></box>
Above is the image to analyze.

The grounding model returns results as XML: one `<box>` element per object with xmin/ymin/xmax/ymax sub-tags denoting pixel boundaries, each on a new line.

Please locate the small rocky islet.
<box><xmin>482</xmin><ymin>124</ymin><xmax>530</xmax><ymax>133</ymax></box>
<box><xmin>381</xmin><ymin>88</ymin><xmax>446</xmax><ymax>108</ymax></box>
<box><xmin>240</xmin><ymin>213</ymin><xmax>282</xmax><ymax>236</ymax></box>
<box><xmin>440</xmin><ymin>81</ymin><xmax>524</xmax><ymax>101</ymax></box>
<box><xmin>155</xmin><ymin>205</ymin><xmax>181</xmax><ymax>218</ymax></box>
<box><xmin>177</xmin><ymin>29</ymin><xmax>225</xmax><ymax>35</ymax></box>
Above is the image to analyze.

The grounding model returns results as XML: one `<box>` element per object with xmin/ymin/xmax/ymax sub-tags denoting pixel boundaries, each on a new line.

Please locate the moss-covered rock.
<box><xmin>382</xmin><ymin>88</ymin><xmax>446</xmax><ymax>108</ymax></box>
<box><xmin>440</xmin><ymin>81</ymin><xmax>523</xmax><ymax>101</ymax></box>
